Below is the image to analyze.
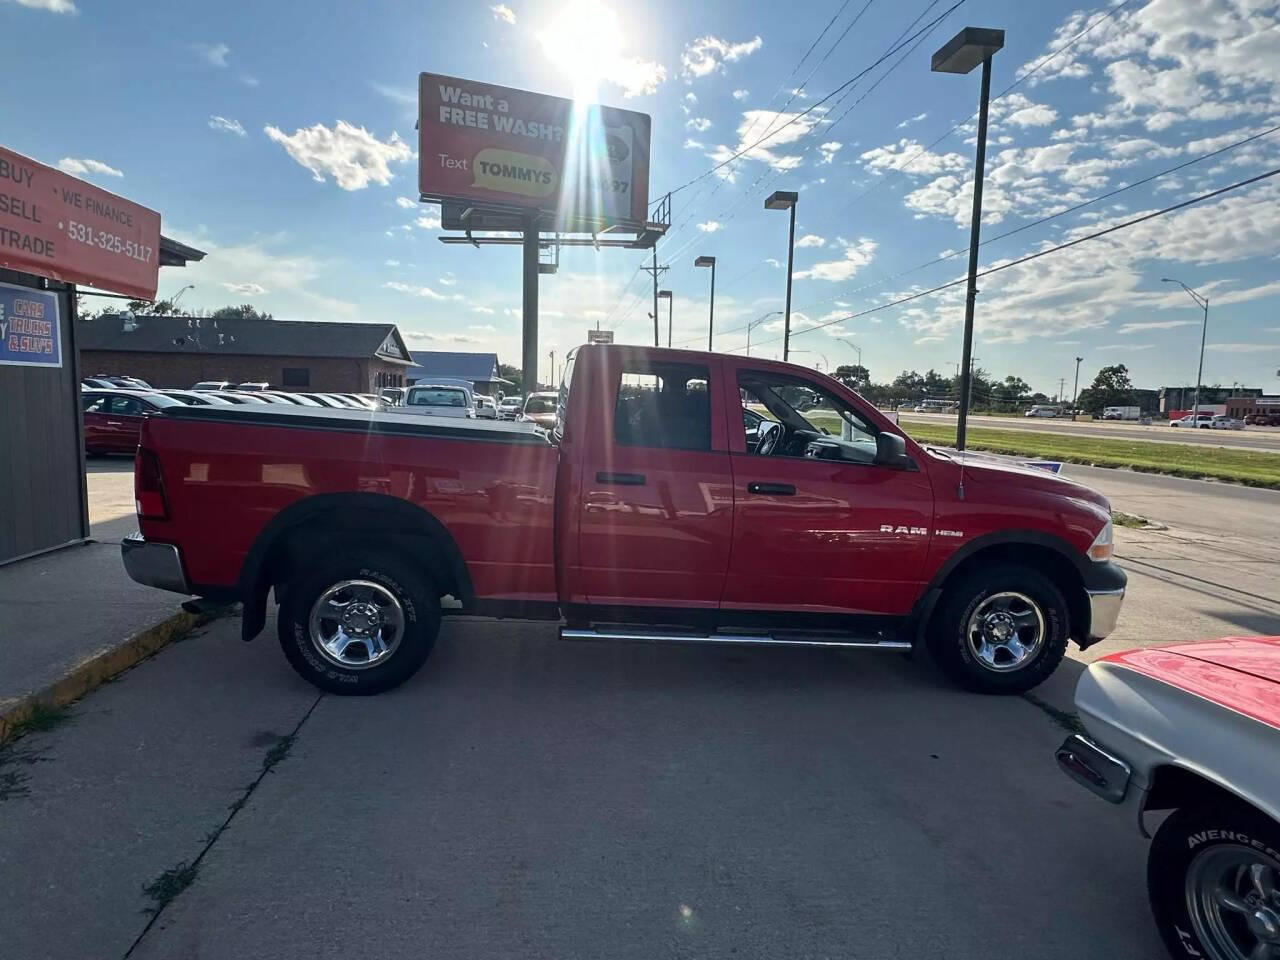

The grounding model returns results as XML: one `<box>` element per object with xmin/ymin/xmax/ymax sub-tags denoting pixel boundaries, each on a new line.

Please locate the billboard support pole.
<box><xmin>522</xmin><ymin>216</ymin><xmax>539</xmax><ymax>392</ymax></box>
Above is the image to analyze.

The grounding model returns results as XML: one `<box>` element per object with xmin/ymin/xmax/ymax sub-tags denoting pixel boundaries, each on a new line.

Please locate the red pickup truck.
<box><xmin>122</xmin><ymin>344</ymin><xmax>1125</xmax><ymax>695</ymax></box>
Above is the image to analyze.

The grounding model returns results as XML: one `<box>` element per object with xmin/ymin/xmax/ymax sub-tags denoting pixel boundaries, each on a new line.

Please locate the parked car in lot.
<box><xmin>211</xmin><ymin>392</ymin><xmax>269</xmax><ymax>405</ymax></box>
<box><xmin>1026</xmin><ymin>405</ymin><xmax>1062</xmax><ymax>418</ymax></box>
<box><xmin>235</xmin><ymin>381</ymin><xmax>270</xmax><ymax>391</ymax></box>
<box><xmin>1210</xmin><ymin>415</ymin><xmax>1245</xmax><ymax>430</ymax></box>
<box><xmin>497</xmin><ymin>395</ymin><xmax>523</xmax><ymax>420</ymax></box>
<box><xmin>474</xmin><ymin>395</ymin><xmax>498</xmax><ymax>419</ymax></box>
<box><xmin>158</xmin><ymin>390</ymin><xmax>236</xmax><ymax>406</ymax></box>
<box><xmin>1172</xmin><ymin>413</ymin><xmax>1215</xmax><ymax>428</ymax></box>
<box><xmin>122</xmin><ymin>344</ymin><xmax>1125</xmax><ymax>698</ymax></box>
<box><xmin>390</xmin><ymin>383</ymin><xmax>475</xmax><ymax>418</ymax></box>
<box><xmin>82</xmin><ymin>389</ymin><xmax>182</xmax><ymax>454</ymax></box>
<box><xmin>521</xmin><ymin>391</ymin><xmax>559</xmax><ymax>429</ymax></box>
<box><xmin>191</xmin><ymin>381</ymin><xmax>233</xmax><ymax>392</ymax></box>
<box><xmin>1246</xmin><ymin>413</ymin><xmax>1280</xmax><ymax>426</ymax></box>
<box><xmin>1056</xmin><ymin>636</ymin><xmax>1280</xmax><ymax>960</ymax></box>
<box><xmin>379</xmin><ymin>387</ymin><xmax>405</xmax><ymax>407</ymax></box>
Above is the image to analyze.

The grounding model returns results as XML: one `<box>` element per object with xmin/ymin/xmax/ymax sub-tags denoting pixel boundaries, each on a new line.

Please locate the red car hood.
<box><xmin>930</xmin><ymin>450</ymin><xmax>1111</xmax><ymax>511</ymax></box>
<box><xmin>1101</xmin><ymin>637</ymin><xmax>1280</xmax><ymax>730</ymax></box>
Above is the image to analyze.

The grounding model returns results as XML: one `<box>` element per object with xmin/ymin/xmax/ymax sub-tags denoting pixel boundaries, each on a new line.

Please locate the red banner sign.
<box><xmin>0</xmin><ymin>145</ymin><xmax>161</xmax><ymax>300</ymax></box>
<box><xmin>418</xmin><ymin>73</ymin><xmax>651</xmax><ymax>230</ymax></box>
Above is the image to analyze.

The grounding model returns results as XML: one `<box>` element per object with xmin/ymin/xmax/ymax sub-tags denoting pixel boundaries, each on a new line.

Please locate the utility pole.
<box><xmin>521</xmin><ymin>214</ymin><xmax>539</xmax><ymax>400</ymax></box>
<box><xmin>1071</xmin><ymin>356</ymin><xmax>1083</xmax><ymax>420</ymax></box>
<box><xmin>1058</xmin><ymin>377</ymin><xmax>1066</xmax><ymax>404</ymax></box>
<box><xmin>641</xmin><ymin>248</ymin><xmax>668</xmax><ymax>348</ymax></box>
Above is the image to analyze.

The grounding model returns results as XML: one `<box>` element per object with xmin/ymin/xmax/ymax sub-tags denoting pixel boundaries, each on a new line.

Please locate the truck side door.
<box><xmin>571</xmin><ymin>350</ymin><xmax>733</xmax><ymax>613</ymax></box>
<box><xmin>720</xmin><ymin>362</ymin><xmax>934</xmax><ymax>621</ymax></box>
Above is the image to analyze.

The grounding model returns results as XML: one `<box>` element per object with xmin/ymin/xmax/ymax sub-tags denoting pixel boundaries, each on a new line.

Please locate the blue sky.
<box><xmin>5</xmin><ymin>0</ymin><xmax>1279</xmax><ymax>396</ymax></box>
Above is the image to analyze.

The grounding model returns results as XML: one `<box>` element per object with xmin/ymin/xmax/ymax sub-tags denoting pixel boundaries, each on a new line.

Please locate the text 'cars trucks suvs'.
<box><xmin>121</xmin><ymin>344</ymin><xmax>1125</xmax><ymax>696</ymax></box>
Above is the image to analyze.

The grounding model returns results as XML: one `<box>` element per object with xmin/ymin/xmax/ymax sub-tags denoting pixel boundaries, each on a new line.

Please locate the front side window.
<box><xmin>613</xmin><ymin>361</ymin><xmax>711</xmax><ymax>451</ymax></box>
<box><xmin>738</xmin><ymin>370</ymin><xmax>879</xmax><ymax>463</ymax></box>
<box><xmin>108</xmin><ymin>396</ymin><xmax>145</xmax><ymax>416</ymax></box>
<box><xmin>82</xmin><ymin>393</ymin><xmax>107</xmax><ymax>413</ymax></box>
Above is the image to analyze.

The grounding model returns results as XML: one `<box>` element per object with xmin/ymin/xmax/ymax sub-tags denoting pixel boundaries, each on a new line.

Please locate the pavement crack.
<box><xmin>122</xmin><ymin>691</ymin><xmax>324</xmax><ymax>958</ymax></box>
<box><xmin>1022</xmin><ymin>692</ymin><xmax>1086</xmax><ymax>736</ymax></box>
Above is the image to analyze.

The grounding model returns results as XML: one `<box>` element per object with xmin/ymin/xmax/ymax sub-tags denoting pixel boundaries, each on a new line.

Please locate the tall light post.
<box><xmin>764</xmin><ymin>191</ymin><xmax>799</xmax><ymax>361</ymax></box>
<box><xmin>167</xmin><ymin>284</ymin><xmax>195</xmax><ymax>310</ymax></box>
<box><xmin>694</xmin><ymin>256</ymin><xmax>716</xmax><ymax>350</ymax></box>
<box><xmin>932</xmin><ymin>26</ymin><xmax>1004</xmax><ymax>451</ymax></box>
<box><xmin>835</xmin><ymin>336</ymin><xmax>862</xmax><ymax>369</ymax></box>
<box><xmin>548</xmin><ymin>349</ymin><xmax>555</xmax><ymax>389</ymax></box>
<box><xmin>1071</xmin><ymin>355</ymin><xmax>1083</xmax><ymax>420</ymax></box>
<box><xmin>747</xmin><ymin>310</ymin><xmax>781</xmax><ymax>356</ymax></box>
<box><xmin>657</xmin><ymin>289</ymin><xmax>672</xmax><ymax>347</ymax></box>
<box><xmin>1162</xmin><ymin>277</ymin><xmax>1210</xmax><ymax>422</ymax></box>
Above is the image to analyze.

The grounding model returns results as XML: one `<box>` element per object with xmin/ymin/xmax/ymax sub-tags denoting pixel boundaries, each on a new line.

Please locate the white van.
<box><xmin>1025</xmin><ymin>405</ymin><xmax>1061</xmax><ymax>418</ymax></box>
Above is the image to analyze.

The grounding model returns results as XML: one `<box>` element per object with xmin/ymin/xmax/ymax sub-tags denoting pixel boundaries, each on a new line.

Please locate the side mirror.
<box><xmin>873</xmin><ymin>432</ymin><xmax>911</xmax><ymax>469</ymax></box>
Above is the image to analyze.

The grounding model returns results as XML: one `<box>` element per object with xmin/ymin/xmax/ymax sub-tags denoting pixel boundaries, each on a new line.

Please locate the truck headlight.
<box><xmin>1088</xmin><ymin>519</ymin><xmax>1113</xmax><ymax>563</ymax></box>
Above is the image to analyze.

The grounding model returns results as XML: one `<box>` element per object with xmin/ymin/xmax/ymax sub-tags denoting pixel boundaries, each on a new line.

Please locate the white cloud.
<box><xmin>681</xmin><ymin>35</ymin><xmax>763</xmax><ymax>80</ymax></box>
<box><xmin>221</xmin><ymin>281</ymin><xmax>267</xmax><ymax>295</ymax></box>
<box><xmin>1004</xmin><ymin>103</ymin><xmax>1058</xmax><ymax>127</ymax></box>
<box><xmin>439</xmin><ymin>273</ymin><xmax>456</xmax><ymax>286</ymax></box>
<box><xmin>469</xmin><ymin>324</ymin><xmax>498</xmax><ymax>332</ymax></box>
<box><xmin>372</xmin><ymin>83</ymin><xmax>417</xmax><ymax>106</ymax></box>
<box><xmin>1094</xmin><ymin>343</ymin><xmax>1156</xmax><ymax>351</ymax></box>
<box><xmin>490</xmin><ymin>3</ymin><xmax>515</xmax><ymax>24</ymax></box>
<box><xmin>263</xmin><ymin>121</ymin><xmax>411</xmax><ymax>190</ymax></box>
<box><xmin>57</xmin><ymin>157</ymin><xmax>123</xmax><ymax>178</ymax></box>
<box><xmin>795</xmin><ymin>234</ymin><xmax>825</xmax><ymax>248</ymax></box>
<box><xmin>605</xmin><ymin>58</ymin><xmax>667</xmax><ymax>98</ymax></box>
<box><xmin>7</xmin><ymin>0</ymin><xmax>76</xmax><ymax>13</ymax></box>
<box><xmin>395</xmin><ymin>196</ymin><xmax>416</xmax><ymax>209</ymax></box>
<box><xmin>860</xmin><ymin>138</ymin><xmax>968</xmax><ymax>177</ymax></box>
<box><xmin>686</xmin><ymin>117</ymin><xmax>712</xmax><ymax>132</ymax></box>
<box><xmin>473</xmin><ymin>306</ymin><xmax>496</xmax><ymax>315</ymax></box>
<box><xmin>1117</xmin><ymin>319</ymin><xmax>1197</xmax><ymax>334</ymax></box>
<box><xmin>384</xmin><ymin>259</ymin><xmax>400</xmax><ymax>267</ymax></box>
<box><xmin>794</xmin><ymin>237</ymin><xmax>877</xmax><ymax>281</ymax></box>
<box><xmin>384</xmin><ymin>281</ymin><xmax>454</xmax><ymax>301</ymax></box>
<box><xmin>1206</xmin><ymin>342</ymin><xmax>1280</xmax><ymax>352</ymax></box>
<box><xmin>417</xmin><ymin>213</ymin><xmax>442</xmax><ymax>230</ymax></box>
<box><xmin>683</xmin><ymin>138</ymin><xmax>704</xmax><ymax>149</ymax></box>
<box><xmin>193</xmin><ymin>42</ymin><xmax>230</xmax><ymax>67</ymax></box>
<box><xmin>208</xmin><ymin>115</ymin><xmax>246</xmax><ymax>137</ymax></box>
<box><xmin>697</xmin><ymin>220</ymin><xmax>722</xmax><ymax>232</ymax></box>
<box><xmin>241</xmin><ymin>74</ymin><xmax>259</xmax><ymax>87</ymax></box>
<box><xmin>818</xmin><ymin>141</ymin><xmax>842</xmax><ymax>164</ymax></box>
<box><xmin>897</xmin><ymin>111</ymin><xmax>928</xmax><ymax>129</ymax></box>
<box><xmin>732</xmin><ymin>89</ymin><xmax>749</xmax><ymax>100</ymax></box>
<box><xmin>765</xmin><ymin>258</ymin><xmax>782</xmax><ymax>268</ymax></box>
<box><xmin>707</xmin><ymin>108</ymin><xmax>824</xmax><ymax>179</ymax></box>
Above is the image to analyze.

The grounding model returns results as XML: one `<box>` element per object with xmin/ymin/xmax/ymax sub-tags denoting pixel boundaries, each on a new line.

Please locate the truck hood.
<box><xmin>1163</xmin><ymin>637</ymin><xmax>1280</xmax><ymax>685</ymax></box>
<box><xmin>927</xmin><ymin>448</ymin><xmax>1111</xmax><ymax>511</ymax></box>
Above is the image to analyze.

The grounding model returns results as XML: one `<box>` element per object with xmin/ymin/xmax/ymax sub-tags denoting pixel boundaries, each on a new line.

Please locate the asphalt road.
<box><xmin>898</xmin><ymin>410</ymin><xmax>1280</xmax><ymax>451</ymax></box>
<box><xmin>5</xmin><ymin>459</ymin><xmax>1275</xmax><ymax>958</ymax></box>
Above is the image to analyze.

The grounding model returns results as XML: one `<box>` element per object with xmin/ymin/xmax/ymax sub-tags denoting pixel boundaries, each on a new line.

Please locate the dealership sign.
<box><xmin>0</xmin><ymin>281</ymin><xmax>61</xmax><ymax>368</ymax></box>
<box><xmin>418</xmin><ymin>73</ymin><xmax>651</xmax><ymax>229</ymax></box>
<box><xmin>0</xmin><ymin>145</ymin><xmax>162</xmax><ymax>300</ymax></box>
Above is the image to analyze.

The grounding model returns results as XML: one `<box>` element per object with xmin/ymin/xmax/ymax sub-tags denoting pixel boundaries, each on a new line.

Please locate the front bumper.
<box><xmin>1056</xmin><ymin>733</ymin><xmax>1132</xmax><ymax>804</ymax></box>
<box><xmin>1086</xmin><ymin>588</ymin><xmax>1125</xmax><ymax>640</ymax></box>
<box><xmin>121</xmin><ymin>532</ymin><xmax>190</xmax><ymax>594</ymax></box>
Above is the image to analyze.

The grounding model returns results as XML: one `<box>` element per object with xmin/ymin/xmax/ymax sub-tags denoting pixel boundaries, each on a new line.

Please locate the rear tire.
<box><xmin>277</xmin><ymin>548</ymin><xmax>440</xmax><ymax>695</ymax></box>
<box><xmin>927</xmin><ymin>562</ymin><xmax>1068</xmax><ymax>694</ymax></box>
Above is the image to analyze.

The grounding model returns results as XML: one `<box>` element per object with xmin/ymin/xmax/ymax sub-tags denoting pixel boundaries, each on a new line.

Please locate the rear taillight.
<box><xmin>135</xmin><ymin>447</ymin><xmax>168</xmax><ymax>520</ymax></box>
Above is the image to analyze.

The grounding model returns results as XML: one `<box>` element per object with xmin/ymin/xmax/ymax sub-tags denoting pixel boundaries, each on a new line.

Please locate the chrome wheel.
<box><xmin>1187</xmin><ymin>845</ymin><xmax>1280</xmax><ymax>960</ymax></box>
<box><xmin>966</xmin><ymin>591</ymin><xmax>1045</xmax><ymax>672</ymax></box>
<box><xmin>307</xmin><ymin>579</ymin><xmax>405</xmax><ymax>670</ymax></box>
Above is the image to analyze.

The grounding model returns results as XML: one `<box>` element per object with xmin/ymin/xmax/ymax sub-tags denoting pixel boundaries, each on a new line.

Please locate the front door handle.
<box><xmin>748</xmin><ymin>482</ymin><xmax>796</xmax><ymax>496</ymax></box>
<box><xmin>597</xmin><ymin>471</ymin><xmax>646</xmax><ymax>486</ymax></box>
<box><xmin>106</xmin><ymin>420</ymin><xmax>123</xmax><ymax>426</ymax></box>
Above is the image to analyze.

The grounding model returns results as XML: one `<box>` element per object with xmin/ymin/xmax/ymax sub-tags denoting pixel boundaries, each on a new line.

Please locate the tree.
<box><xmin>1077</xmin><ymin>363</ymin><xmax>1135</xmax><ymax>414</ymax></box>
<box><xmin>991</xmin><ymin>375</ymin><xmax>1032</xmax><ymax>408</ymax></box>
<box><xmin>498</xmin><ymin>363</ymin><xmax>523</xmax><ymax>394</ymax></box>
<box><xmin>832</xmin><ymin>364</ymin><xmax>870</xmax><ymax>390</ymax></box>
<box><xmin>211</xmin><ymin>304</ymin><xmax>274</xmax><ymax>321</ymax></box>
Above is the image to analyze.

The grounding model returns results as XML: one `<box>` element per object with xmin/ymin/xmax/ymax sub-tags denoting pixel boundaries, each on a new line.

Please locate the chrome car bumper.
<box><xmin>121</xmin><ymin>531</ymin><xmax>190</xmax><ymax>594</ymax></box>
<box><xmin>1086</xmin><ymin>588</ymin><xmax>1125</xmax><ymax>641</ymax></box>
<box><xmin>1056</xmin><ymin>733</ymin><xmax>1132</xmax><ymax>804</ymax></box>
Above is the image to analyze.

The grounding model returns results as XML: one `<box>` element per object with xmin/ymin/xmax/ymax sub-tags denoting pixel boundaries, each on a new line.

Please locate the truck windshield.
<box><xmin>525</xmin><ymin>397</ymin><xmax>554</xmax><ymax>414</ymax></box>
<box><xmin>408</xmin><ymin>388</ymin><xmax>467</xmax><ymax>407</ymax></box>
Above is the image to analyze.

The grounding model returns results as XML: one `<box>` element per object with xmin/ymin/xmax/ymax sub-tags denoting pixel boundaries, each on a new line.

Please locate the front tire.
<box><xmin>277</xmin><ymin>548</ymin><xmax>440</xmax><ymax>695</ymax></box>
<box><xmin>1148</xmin><ymin>804</ymin><xmax>1280</xmax><ymax>960</ymax></box>
<box><xmin>927</xmin><ymin>563</ymin><xmax>1068</xmax><ymax>694</ymax></box>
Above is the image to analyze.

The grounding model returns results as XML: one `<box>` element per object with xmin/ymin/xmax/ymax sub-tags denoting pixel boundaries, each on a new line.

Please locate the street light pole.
<box><xmin>694</xmin><ymin>256</ymin><xmax>716</xmax><ymax>350</ymax></box>
<box><xmin>747</xmin><ymin>310</ymin><xmax>781</xmax><ymax>356</ymax></box>
<box><xmin>1162</xmin><ymin>278</ymin><xmax>1210</xmax><ymax>423</ymax></box>
<box><xmin>765</xmin><ymin>191</ymin><xmax>799</xmax><ymax>361</ymax></box>
<box><xmin>932</xmin><ymin>27</ymin><xmax>1004</xmax><ymax>452</ymax></box>
<box><xmin>1071</xmin><ymin>356</ymin><xmax>1083</xmax><ymax>421</ymax></box>
<box><xmin>835</xmin><ymin>336</ymin><xmax>862</xmax><ymax>369</ymax></box>
<box><xmin>657</xmin><ymin>289</ymin><xmax>672</xmax><ymax>347</ymax></box>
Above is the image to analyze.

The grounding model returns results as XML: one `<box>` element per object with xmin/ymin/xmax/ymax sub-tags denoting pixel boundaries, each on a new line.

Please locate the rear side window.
<box><xmin>409</xmin><ymin>388</ymin><xmax>467</xmax><ymax>407</ymax></box>
<box><xmin>613</xmin><ymin>361</ymin><xmax>711</xmax><ymax>451</ymax></box>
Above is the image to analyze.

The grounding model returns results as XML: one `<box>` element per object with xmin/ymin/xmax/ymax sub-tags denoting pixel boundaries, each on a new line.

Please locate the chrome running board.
<box><xmin>560</xmin><ymin>628</ymin><xmax>911</xmax><ymax>651</ymax></box>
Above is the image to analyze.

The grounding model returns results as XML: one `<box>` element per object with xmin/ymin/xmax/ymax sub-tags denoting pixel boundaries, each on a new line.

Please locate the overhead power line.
<box><xmin>737</xmin><ymin>165</ymin><xmax>1280</xmax><ymax>352</ymax></box>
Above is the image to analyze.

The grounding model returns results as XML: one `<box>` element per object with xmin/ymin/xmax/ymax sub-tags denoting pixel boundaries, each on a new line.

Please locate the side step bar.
<box><xmin>560</xmin><ymin>628</ymin><xmax>912</xmax><ymax>651</ymax></box>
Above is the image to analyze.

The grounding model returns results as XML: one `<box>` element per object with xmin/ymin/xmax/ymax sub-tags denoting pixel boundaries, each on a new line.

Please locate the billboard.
<box><xmin>419</xmin><ymin>73</ymin><xmax>651</xmax><ymax>230</ymax></box>
<box><xmin>0</xmin><ymin>146</ymin><xmax>161</xmax><ymax>300</ymax></box>
<box><xmin>0</xmin><ymin>281</ymin><xmax>61</xmax><ymax>368</ymax></box>
<box><xmin>586</xmin><ymin>329</ymin><xmax>614</xmax><ymax>344</ymax></box>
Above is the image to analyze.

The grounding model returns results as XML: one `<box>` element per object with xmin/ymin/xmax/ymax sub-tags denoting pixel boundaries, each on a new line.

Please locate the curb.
<box><xmin>0</xmin><ymin>606</ymin><xmax>229</xmax><ymax>746</ymax></box>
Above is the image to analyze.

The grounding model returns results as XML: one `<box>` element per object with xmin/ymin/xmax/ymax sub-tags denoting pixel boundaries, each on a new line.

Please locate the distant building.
<box><xmin>405</xmin><ymin>350</ymin><xmax>513</xmax><ymax>396</ymax></box>
<box><xmin>1158</xmin><ymin>384</ymin><xmax>1262</xmax><ymax>414</ymax></box>
<box><xmin>78</xmin><ymin>314</ymin><xmax>413</xmax><ymax>392</ymax></box>
<box><xmin>1226</xmin><ymin>394</ymin><xmax>1280</xmax><ymax>419</ymax></box>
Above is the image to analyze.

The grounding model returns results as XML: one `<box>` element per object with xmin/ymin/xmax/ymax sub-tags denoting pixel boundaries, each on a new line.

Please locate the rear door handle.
<box><xmin>748</xmin><ymin>482</ymin><xmax>796</xmax><ymax>496</ymax></box>
<box><xmin>597</xmin><ymin>471</ymin><xmax>646</xmax><ymax>486</ymax></box>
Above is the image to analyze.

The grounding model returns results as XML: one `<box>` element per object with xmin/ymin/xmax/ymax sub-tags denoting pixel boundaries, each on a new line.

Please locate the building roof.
<box><xmin>78</xmin><ymin>314</ymin><xmax>412</xmax><ymax>364</ymax></box>
<box><xmin>406</xmin><ymin>350</ymin><xmax>503</xmax><ymax>383</ymax></box>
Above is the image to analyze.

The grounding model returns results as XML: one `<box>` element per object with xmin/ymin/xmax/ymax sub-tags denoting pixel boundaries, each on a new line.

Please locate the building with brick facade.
<box><xmin>78</xmin><ymin>314</ymin><xmax>413</xmax><ymax>392</ymax></box>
